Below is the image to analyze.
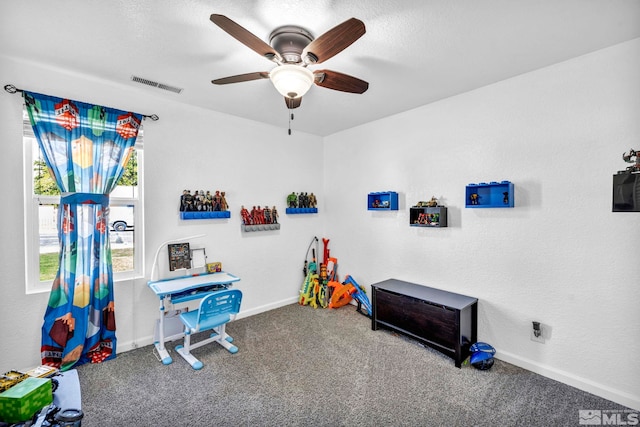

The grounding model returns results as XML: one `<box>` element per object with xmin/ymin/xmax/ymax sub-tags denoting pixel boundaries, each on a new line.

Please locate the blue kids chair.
<box><xmin>175</xmin><ymin>289</ymin><xmax>242</xmax><ymax>370</ymax></box>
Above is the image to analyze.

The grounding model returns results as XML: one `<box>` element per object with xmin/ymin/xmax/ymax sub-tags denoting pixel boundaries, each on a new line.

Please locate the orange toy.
<box><xmin>328</xmin><ymin>281</ymin><xmax>353</xmax><ymax>309</ymax></box>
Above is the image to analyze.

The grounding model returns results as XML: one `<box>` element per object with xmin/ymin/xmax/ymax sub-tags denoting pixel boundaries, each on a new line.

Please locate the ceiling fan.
<box><xmin>210</xmin><ymin>14</ymin><xmax>369</xmax><ymax>110</ymax></box>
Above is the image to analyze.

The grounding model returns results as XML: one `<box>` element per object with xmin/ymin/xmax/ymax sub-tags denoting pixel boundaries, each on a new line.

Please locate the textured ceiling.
<box><xmin>2</xmin><ymin>0</ymin><xmax>640</xmax><ymax>136</ymax></box>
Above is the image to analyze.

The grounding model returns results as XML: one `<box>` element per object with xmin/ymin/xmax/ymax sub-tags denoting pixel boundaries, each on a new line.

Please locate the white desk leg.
<box><xmin>154</xmin><ymin>297</ymin><xmax>173</xmax><ymax>365</ymax></box>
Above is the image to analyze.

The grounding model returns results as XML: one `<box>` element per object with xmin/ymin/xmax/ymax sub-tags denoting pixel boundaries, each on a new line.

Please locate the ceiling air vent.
<box><xmin>131</xmin><ymin>75</ymin><xmax>183</xmax><ymax>94</ymax></box>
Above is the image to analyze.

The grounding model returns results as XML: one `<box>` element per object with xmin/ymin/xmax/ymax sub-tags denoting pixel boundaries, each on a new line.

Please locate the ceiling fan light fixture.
<box><xmin>269</xmin><ymin>64</ymin><xmax>314</xmax><ymax>99</ymax></box>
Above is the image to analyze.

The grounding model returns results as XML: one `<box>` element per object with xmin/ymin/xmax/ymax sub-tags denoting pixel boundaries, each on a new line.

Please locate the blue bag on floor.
<box><xmin>470</xmin><ymin>342</ymin><xmax>496</xmax><ymax>370</ymax></box>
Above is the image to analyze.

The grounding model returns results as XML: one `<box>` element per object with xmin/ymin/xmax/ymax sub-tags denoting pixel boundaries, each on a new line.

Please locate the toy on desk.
<box><xmin>206</xmin><ymin>262</ymin><xmax>222</xmax><ymax>273</ymax></box>
<box><xmin>620</xmin><ymin>148</ymin><xmax>640</xmax><ymax>173</ymax></box>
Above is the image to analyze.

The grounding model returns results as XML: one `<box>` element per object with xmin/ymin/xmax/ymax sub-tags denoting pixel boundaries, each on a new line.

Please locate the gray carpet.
<box><xmin>74</xmin><ymin>303</ymin><xmax>627</xmax><ymax>426</ymax></box>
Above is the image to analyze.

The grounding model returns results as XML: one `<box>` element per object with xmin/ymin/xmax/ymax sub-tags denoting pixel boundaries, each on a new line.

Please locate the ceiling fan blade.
<box><xmin>314</xmin><ymin>70</ymin><xmax>369</xmax><ymax>94</ymax></box>
<box><xmin>284</xmin><ymin>97</ymin><xmax>302</xmax><ymax>109</ymax></box>
<box><xmin>302</xmin><ymin>18</ymin><xmax>365</xmax><ymax>64</ymax></box>
<box><xmin>210</xmin><ymin>14</ymin><xmax>282</xmax><ymax>62</ymax></box>
<box><xmin>212</xmin><ymin>72</ymin><xmax>270</xmax><ymax>85</ymax></box>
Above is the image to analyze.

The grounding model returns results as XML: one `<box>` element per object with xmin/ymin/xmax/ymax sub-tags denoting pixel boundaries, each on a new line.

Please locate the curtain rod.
<box><xmin>4</xmin><ymin>84</ymin><xmax>159</xmax><ymax>121</ymax></box>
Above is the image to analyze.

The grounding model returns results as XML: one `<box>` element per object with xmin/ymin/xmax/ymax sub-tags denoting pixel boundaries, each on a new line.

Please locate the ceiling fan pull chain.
<box><xmin>288</xmin><ymin>108</ymin><xmax>292</xmax><ymax>135</ymax></box>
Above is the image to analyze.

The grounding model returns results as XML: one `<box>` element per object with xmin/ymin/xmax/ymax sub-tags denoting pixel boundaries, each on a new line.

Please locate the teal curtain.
<box><xmin>24</xmin><ymin>91</ymin><xmax>141</xmax><ymax>370</ymax></box>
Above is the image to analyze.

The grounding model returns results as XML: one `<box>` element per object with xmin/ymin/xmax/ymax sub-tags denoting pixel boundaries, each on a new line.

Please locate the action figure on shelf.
<box><xmin>621</xmin><ymin>149</ymin><xmax>639</xmax><ymax>173</ymax></box>
<box><xmin>195</xmin><ymin>190</ymin><xmax>206</xmax><ymax>211</ymax></box>
<box><xmin>240</xmin><ymin>205</ymin><xmax>252</xmax><ymax>225</ymax></box>
<box><xmin>184</xmin><ymin>190</ymin><xmax>195</xmax><ymax>211</ymax></box>
<box><xmin>287</xmin><ymin>192</ymin><xmax>298</xmax><ymax>208</ymax></box>
<box><xmin>427</xmin><ymin>196</ymin><xmax>438</xmax><ymax>207</ymax></box>
<box><xmin>503</xmin><ymin>192</ymin><xmax>509</xmax><ymax>205</ymax></box>
<box><xmin>302</xmin><ymin>192</ymin><xmax>308</xmax><ymax>208</ymax></box>
<box><xmin>308</xmin><ymin>193</ymin><xmax>317</xmax><ymax>208</ymax></box>
<box><xmin>264</xmin><ymin>206</ymin><xmax>272</xmax><ymax>224</ymax></box>
<box><xmin>212</xmin><ymin>190</ymin><xmax>223</xmax><ymax>211</ymax></box>
<box><xmin>220</xmin><ymin>191</ymin><xmax>228</xmax><ymax>211</ymax></box>
<box><xmin>469</xmin><ymin>193</ymin><xmax>479</xmax><ymax>205</ymax></box>
<box><xmin>179</xmin><ymin>190</ymin><xmax>189</xmax><ymax>212</ymax></box>
<box><xmin>271</xmin><ymin>206</ymin><xmax>279</xmax><ymax>224</ymax></box>
<box><xmin>204</xmin><ymin>191</ymin><xmax>213</xmax><ymax>211</ymax></box>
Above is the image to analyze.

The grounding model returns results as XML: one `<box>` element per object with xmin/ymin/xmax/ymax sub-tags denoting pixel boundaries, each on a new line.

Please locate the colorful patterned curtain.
<box><xmin>24</xmin><ymin>91</ymin><xmax>141</xmax><ymax>370</ymax></box>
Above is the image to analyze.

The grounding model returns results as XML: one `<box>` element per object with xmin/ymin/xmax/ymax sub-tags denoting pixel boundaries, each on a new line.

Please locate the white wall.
<box><xmin>0</xmin><ymin>54</ymin><xmax>324</xmax><ymax>372</ymax></box>
<box><xmin>323</xmin><ymin>38</ymin><xmax>640</xmax><ymax>410</ymax></box>
<box><xmin>0</xmin><ymin>37</ymin><xmax>638</xmax><ymax>411</ymax></box>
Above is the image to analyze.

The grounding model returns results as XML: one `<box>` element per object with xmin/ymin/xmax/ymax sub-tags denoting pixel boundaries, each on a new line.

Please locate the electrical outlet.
<box><xmin>529</xmin><ymin>320</ymin><xmax>551</xmax><ymax>344</ymax></box>
<box><xmin>530</xmin><ymin>325</ymin><xmax>545</xmax><ymax>344</ymax></box>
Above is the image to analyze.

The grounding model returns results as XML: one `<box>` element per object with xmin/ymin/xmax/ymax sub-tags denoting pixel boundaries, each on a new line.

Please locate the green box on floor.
<box><xmin>0</xmin><ymin>377</ymin><xmax>52</xmax><ymax>423</ymax></box>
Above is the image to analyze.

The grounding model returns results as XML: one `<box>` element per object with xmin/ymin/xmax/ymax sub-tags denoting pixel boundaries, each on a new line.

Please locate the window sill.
<box><xmin>26</xmin><ymin>273</ymin><xmax>144</xmax><ymax>295</ymax></box>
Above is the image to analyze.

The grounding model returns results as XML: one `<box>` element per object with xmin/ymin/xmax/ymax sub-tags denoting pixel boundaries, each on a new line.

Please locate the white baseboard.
<box><xmin>496</xmin><ymin>349</ymin><xmax>640</xmax><ymax>411</ymax></box>
<box><xmin>235</xmin><ymin>296</ymin><xmax>299</xmax><ymax>320</ymax></box>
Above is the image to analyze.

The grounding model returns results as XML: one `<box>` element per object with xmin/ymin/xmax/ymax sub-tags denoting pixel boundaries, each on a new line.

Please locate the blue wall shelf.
<box><xmin>368</xmin><ymin>191</ymin><xmax>399</xmax><ymax>210</ymax></box>
<box><xmin>180</xmin><ymin>211</ymin><xmax>231</xmax><ymax>220</ymax></box>
<box><xmin>465</xmin><ymin>181</ymin><xmax>514</xmax><ymax>208</ymax></box>
<box><xmin>286</xmin><ymin>208</ymin><xmax>318</xmax><ymax>214</ymax></box>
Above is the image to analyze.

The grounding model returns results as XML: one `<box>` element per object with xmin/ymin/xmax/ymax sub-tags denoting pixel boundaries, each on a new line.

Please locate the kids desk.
<box><xmin>148</xmin><ymin>271</ymin><xmax>240</xmax><ymax>365</ymax></box>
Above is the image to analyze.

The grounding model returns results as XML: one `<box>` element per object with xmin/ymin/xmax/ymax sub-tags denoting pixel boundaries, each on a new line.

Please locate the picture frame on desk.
<box><xmin>168</xmin><ymin>243</ymin><xmax>191</xmax><ymax>271</ymax></box>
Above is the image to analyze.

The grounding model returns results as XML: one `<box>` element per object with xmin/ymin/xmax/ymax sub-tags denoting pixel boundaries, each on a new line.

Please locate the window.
<box><xmin>23</xmin><ymin>111</ymin><xmax>144</xmax><ymax>293</ymax></box>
